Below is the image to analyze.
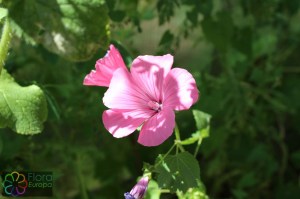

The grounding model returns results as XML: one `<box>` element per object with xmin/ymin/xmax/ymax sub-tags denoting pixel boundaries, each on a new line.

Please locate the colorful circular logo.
<box><xmin>2</xmin><ymin>171</ymin><xmax>28</xmax><ymax>197</ymax></box>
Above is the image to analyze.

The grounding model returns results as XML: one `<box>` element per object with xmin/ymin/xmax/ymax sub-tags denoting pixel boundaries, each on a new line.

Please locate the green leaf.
<box><xmin>0</xmin><ymin>69</ymin><xmax>47</xmax><ymax>134</ymax></box>
<box><xmin>180</xmin><ymin>129</ymin><xmax>207</xmax><ymax>145</ymax></box>
<box><xmin>111</xmin><ymin>40</ymin><xmax>133</xmax><ymax>67</ymax></box>
<box><xmin>0</xmin><ymin>7</ymin><xmax>8</xmax><ymax>21</ymax></box>
<box><xmin>155</xmin><ymin>151</ymin><xmax>200</xmax><ymax>193</ymax></box>
<box><xmin>109</xmin><ymin>10</ymin><xmax>126</xmax><ymax>22</ymax></box>
<box><xmin>192</xmin><ymin>109</ymin><xmax>211</xmax><ymax>132</ymax></box>
<box><xmin>157</xmin><ymin>0</ymin><xmax>179</xmax><ymax>25</ymax></box>
<box><xmin>159</xmin><ymin>30</ymin><xmax>174</xmax><ymax>46</ymax></box>
<box><xmin>180</xmin><ymin>110</ymin><xmax>211</xmax><ymax>146</ymax></box>
<box><xmin>6</xmin><ymin>0</ymin><xmax>110</xmax><ymax>61</ymax></box>
<box><xmin>144</xmin><ymin>180</ymin><xmax>161</xmax><ymax>199</ymax></box>
<box><xmin>253</xmin><ymin>27</ymin><xmax>278</xmax><ymax>57</ymax></box>
<box><xmin>43</xmin><ymin>88</ymin><xmax>61</xmax><ymax>120</ymax></box>
<box><xmin>9</xmin><ymin>19</ymin><xmax>36</xmax><ymax>45</ymax></box>
<box><xmin>143</xmin><ymin>162</ymin><xmax>155</xmax><ymax>176</ymax></box>
<box><xmin>176</xmin><ymin>181</ymin><xmax>209</xmax><ymax>199</ymax></box>
<box><xmin>180</xmin><ymin>131</ymin><xmax>200</xmax><ymax>145</ymax></box>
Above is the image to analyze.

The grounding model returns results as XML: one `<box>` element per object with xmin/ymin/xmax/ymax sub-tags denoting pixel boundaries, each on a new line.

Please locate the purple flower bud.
<box><xmin>124</xmin><ymin>177</ymin><xmax>149</xmax><ymax>199</ymax></box>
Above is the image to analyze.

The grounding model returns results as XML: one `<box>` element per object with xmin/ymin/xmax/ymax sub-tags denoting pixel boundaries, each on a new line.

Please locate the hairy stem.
<box><xmin>0</xmin><ymin>18</ymin><xmax>11</xmax><ymax>75</ymax></box>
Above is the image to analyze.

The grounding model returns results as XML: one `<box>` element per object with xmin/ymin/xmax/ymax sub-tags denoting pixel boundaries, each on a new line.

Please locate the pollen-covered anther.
<box><xmin>147</xmin><ymin>101</ymin><xmax>162</xmax><ymax>111</ymax></box>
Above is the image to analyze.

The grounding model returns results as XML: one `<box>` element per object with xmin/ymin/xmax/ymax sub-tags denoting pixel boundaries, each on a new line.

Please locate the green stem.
<box><xmin>153</xmin><ymin>124</ymin><xmax>186</xmax><ymax>168</ymax></box>
<box><xmin>174</xmin><ymin>123</ymin><xmax>185</xmax><ymax>152</ymax></box>
<box><xmin>154</xmin><ymin>144</ymin><xmax>176</xmax><ymax>168</ymax></box>
<box><xmin>174</xmin><ymin>123</ymin><xmax>181</xmax><ymax>141</ymax></box>
<box><xmin>193</xmin><ymin>136</ymin><xmax>203</xmax><ymax>157</ymax></box>
<box><xmin>160</xmin><ymin>189</ymin><xmax>171</xmax><ymax>193</ymax></box>
<box><xmin>0</xmin><ymin>18</ymin><xmax>12</xmax><ymax>75</ymax></box>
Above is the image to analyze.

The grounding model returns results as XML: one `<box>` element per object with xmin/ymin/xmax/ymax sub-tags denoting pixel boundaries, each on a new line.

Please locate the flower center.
<box><xmin>147</xmin><ymin>101</ymin><xmax>162</xmax><ymax>111</ymax></box>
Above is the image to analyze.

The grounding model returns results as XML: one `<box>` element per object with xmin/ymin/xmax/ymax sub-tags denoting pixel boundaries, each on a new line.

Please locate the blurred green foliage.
<box><xmin>0</xmin><ymin>0</ymin><xmax>300</xmax><ymax>198</ymax></box>
<box><xmin>3</xmin><ymin>0</ymin><xmax>109</xmax><ymax>61</ymax></box>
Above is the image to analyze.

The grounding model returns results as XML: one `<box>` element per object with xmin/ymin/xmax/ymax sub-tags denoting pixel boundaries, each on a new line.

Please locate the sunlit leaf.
<box><xmin>144</xmin><ymin>180</ymin><xmax>161</xmax><ymax>199</ymax></box>
<box><xmin>0</xmin><ymin>7</ymin><xmax>7</xmax><ymax>21</ymax></box>
<box><xmin>0</xmin><ymin>69</ymin><xmax>47</xmax><ymax>134</ymax></box>
<box><xmin>176</xmin><ymin>181</ymin><xmax>209</xmax><ymax>199</ymax></box>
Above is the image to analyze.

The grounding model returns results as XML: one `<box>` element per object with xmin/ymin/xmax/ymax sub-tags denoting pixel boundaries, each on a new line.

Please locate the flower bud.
<box><xmin>124</xmin><ymin>177</ymin><xmax>149</xmax><ymax>199</ymax></box>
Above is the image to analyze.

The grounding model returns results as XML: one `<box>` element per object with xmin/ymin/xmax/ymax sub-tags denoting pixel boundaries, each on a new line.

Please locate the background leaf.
<box><xmin>4</xmin><ymin>0</ymin><xmax>110</xmax><ymax>61</ymax></box>
<box><xmin>201</xmin><ymin>11</ymin><xmax>234</xmax><ymax>52</ymax></box>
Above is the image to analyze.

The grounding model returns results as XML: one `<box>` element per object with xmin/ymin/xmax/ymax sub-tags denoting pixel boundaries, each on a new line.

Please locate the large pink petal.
<box><xmin>163</xmin><ymin>68</ymin><xmax>199</xmax><ymax>110</ymax></box>
<box><xmin>131</xmin><ymin>54</ymin><xmax>173</xmax><ymax>102</ymax></box>
<box><xmin>83</xmin><ymin>44</ymin><xmax>127</xmax><ymax>87</ymax></box>
<box><xmin>138</xmin><ymin>108</ymin><xmax>175</xmax><ymax>146</ymax></box>
<box><xmin>103</xmin><ymin>68</ymin><xmax>151</xmax><ymax>109</ymax></box>
<box><xmin>103</xmin><ymin>109</ymin><xmax>154</xmax><ymax>138</ymax></box>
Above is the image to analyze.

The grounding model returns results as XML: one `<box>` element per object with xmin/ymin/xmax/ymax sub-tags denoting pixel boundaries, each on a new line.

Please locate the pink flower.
<box><xmin>103</xmin><ymin>54</ymin><xmax>199</xmax><ymax>146</ymax></box>
<box><xmin>83</xmin><ymin>44</ymin><xmax>127</xmax><ymax>87</ymax></box>
<box><xmin>124</xmin><ymin>177</ymin><xmax>149</xmax><ymax>199</ymax></box>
